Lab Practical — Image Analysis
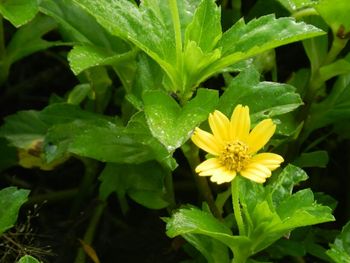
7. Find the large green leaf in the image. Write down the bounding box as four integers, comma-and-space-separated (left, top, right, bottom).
326, 220, 350, 263
239, 165, 334, 255
39, 0, 129, 49
315, 0, 350, 34
0, 187, 30, 236
99, 161, 169, 209
199, 14, 324, 83
0, 0, 38, 27
166, 206, 251, 251
218, 67, 303, 125
143, 88, 219, 152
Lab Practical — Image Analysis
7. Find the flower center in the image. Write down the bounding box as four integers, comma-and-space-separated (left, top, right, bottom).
219, 140, 251, 172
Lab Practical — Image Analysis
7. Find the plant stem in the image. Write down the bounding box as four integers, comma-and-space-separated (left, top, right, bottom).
323, 37, 348, 66
181, 143, 221, 219
74, 200, 106, 263
70, 158, 99, 218
292, 8, 318, 20
231, 177, 246, 236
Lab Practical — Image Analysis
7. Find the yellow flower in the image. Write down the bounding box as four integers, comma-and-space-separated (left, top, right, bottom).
191, 105, 284, 184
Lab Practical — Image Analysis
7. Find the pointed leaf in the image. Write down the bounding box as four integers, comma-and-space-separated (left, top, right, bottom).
166, 206, 251, 251
218, 67, 303, 125
326, 220, 350, 263
143, 88, 219, 152
0, 0, 38, 27
185, 0, 222, 52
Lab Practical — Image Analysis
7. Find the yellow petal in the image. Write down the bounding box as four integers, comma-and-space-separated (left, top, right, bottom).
208, 110, 230, 142
230, 105, 250, 141
195, 158, 222, 174
247, 119, 276, 154
191, 128, 222, 155
210, 168, 236, 184
249, 153, 284, 171
240, 163, 272, 183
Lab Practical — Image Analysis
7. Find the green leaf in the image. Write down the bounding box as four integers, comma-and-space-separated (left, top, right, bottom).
68, 44, 136, 75
201, 14, 324, 82
326, 220, 350, 263
125, 112, 176, 169
182, 234, 230, 263
99, 162, 169, 209
39, 0, 129, 50
143, 88, 219, 152
67, 83, 92, 105
268, 164, 308, 208
293, 151, 329, 168
184, 0, 222, 53
5, 15, 61, 65
315, 0, 350, 34
276, 189, 334, 231
218, 67, 303, 124
17, 255, 41, 263
0, 187, 30, 236
0, 0, 38, 27
0, 110, 48, 148
73, 0, 177, 86
304, 73, 350, 137
276, 0, 317, 13
166, 206, 251, 251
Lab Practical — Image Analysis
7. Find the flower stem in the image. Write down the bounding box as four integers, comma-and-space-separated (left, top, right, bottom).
292, 8, 318, 20
231, 177, 246, 236
181, 143, 222, 219
74, 200, 106, 263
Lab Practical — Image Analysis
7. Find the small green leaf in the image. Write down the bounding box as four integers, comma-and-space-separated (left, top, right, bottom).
218, 67, 303, 124
326, 220, 350, 263
68, 45, 136, 75
166, 206, 251, 251
143, 88, 219, 152
17, 255, 41, 263
268, 164, 308, 208
293, 151, 329, 168
185, 0, 222, 52
99, 162, 169, 209
276, 0, 317, 13
0, 0, 38, 27
67, 84, 92, 105
5, 15, 61, 65
0, 187, 30, 236
0, 110, 48, 149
